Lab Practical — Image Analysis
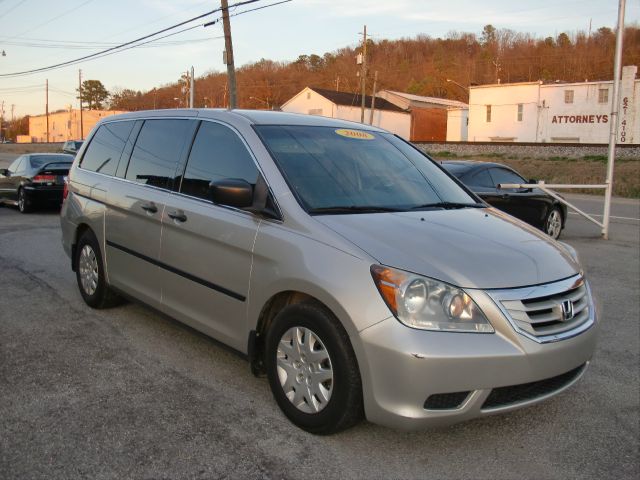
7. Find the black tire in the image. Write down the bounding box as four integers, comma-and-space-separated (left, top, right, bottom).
544, 206, 563, 240
75, 229, 121, 308
265, 302, 363, 434
17, 187, 32, 213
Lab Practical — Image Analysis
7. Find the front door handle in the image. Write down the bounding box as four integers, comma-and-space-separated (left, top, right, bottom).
167, 210, 187, 222
141, 202, 158, 213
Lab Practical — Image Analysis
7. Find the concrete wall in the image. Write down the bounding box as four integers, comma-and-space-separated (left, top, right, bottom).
413, 142, 640, 160
446, 108, 468, 141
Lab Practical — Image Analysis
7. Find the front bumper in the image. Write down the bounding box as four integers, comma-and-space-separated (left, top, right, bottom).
357, 283, 598, 430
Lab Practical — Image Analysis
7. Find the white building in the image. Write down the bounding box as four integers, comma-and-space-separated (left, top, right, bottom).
281, 87, 411, 139
282, 87, 469, 141
467, 65, 638, 144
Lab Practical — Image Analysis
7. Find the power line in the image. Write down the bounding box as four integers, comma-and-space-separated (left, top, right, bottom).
0, 0, 264, 78
0, 0, 28, 21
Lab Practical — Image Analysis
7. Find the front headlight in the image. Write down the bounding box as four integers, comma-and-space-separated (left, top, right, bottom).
370, 265, 494, 333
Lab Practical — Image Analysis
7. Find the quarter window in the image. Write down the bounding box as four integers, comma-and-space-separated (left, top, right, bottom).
180, 122, 259, 201
80, 121, 134, 176
469, 169, 495, 188
125, 119, 192, 189
564, 90, 574, 104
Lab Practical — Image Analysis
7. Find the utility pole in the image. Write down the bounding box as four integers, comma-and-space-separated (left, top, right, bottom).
360, 25, 367, 123
10, 104, 15, 122
78, 69, 84, 140
603, 0, 626, 239
0, 100, 4, 142
221, 0, 237, 109
190, 66, 195, 108
369, 70, 378, 125
46, 79, 50, 142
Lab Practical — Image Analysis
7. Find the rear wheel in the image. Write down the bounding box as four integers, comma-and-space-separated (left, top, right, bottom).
544, 207, 563, 240
265, 302, 363, 434
75, 229, 121, 308
17, 188, 32, 213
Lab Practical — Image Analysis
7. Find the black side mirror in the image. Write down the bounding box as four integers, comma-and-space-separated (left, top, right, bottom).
0, 168, 8, 176
528, 178, 538, 184
209, 178, 254, 208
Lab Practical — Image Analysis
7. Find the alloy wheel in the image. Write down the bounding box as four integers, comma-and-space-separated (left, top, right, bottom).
546, 209, 562, 239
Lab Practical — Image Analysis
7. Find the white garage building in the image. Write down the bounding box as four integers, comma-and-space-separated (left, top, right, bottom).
467, 65, 638, 144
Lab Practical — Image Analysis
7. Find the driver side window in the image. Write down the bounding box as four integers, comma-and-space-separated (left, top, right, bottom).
488, 168, 525, 189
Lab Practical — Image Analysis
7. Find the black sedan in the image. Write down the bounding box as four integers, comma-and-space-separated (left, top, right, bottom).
0, 153, 74, 213
441, 160, 567, 239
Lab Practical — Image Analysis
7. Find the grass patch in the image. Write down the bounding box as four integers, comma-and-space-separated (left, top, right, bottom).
582, 155, 608, 162
433, 151, 457, 158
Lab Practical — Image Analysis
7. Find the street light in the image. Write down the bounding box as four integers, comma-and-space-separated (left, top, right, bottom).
249, 96, 270, 109
446, 79, 469, 95
204, 96, 209, 108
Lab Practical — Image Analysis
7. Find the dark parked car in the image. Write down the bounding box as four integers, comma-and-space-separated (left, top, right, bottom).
0, 153, 74, 213
62, 140, 83, 155
441, 160, 567, 239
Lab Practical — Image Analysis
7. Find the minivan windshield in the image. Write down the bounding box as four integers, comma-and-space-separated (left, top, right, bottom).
255, 125, 480, 213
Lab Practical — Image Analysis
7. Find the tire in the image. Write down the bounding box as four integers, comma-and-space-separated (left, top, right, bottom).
265, 302, 363, 434
544, 206, 563, 240
17, 188, 32, 213
75, 229, 121, 308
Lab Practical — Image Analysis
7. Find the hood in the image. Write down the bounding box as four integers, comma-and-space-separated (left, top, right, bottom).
315, 207, 580, 289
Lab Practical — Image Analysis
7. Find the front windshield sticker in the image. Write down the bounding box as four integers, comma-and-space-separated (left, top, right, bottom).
334, 129, 375, 140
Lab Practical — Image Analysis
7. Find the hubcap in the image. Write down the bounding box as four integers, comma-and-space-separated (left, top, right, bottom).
78, 245, 99, 296
18, 190, 24, 211
276, 326, 333, 413
546, 209, 562, 239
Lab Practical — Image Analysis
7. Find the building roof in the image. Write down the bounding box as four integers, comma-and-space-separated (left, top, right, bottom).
308, 87, 406, 113
380, 90, 468, 109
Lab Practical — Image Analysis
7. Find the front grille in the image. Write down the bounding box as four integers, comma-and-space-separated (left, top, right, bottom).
481, 364, 585, 410
424, 391, 470, 410
500, 281, 590, 338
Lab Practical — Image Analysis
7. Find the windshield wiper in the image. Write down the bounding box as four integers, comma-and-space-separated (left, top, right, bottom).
410, 202, 485, 210
308, 205, 404, 215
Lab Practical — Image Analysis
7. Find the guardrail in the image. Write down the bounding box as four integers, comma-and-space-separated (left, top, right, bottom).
498, 181, 610, 237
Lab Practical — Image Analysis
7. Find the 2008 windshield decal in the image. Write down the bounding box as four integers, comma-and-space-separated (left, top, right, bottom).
334, 129, 375, 140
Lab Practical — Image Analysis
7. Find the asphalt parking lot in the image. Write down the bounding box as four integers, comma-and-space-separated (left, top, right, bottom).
1, 171, 638, 478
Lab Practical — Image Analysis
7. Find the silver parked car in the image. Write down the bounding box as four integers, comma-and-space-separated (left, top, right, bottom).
61, 110, 597, 433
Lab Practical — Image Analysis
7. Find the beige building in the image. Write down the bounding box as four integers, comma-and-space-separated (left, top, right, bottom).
27, 109, 126, 143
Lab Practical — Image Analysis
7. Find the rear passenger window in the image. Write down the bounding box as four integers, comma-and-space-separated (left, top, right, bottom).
180, 121, 259, 201
80, 121, 134, 176
126, 119, 191, 189
469, 170, 494, 188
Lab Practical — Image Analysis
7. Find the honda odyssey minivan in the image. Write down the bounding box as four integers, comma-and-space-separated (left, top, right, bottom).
61, 109, 597, 433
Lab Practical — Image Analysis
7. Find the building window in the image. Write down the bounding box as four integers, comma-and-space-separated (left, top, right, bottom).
306, 92, 311, 100
486, 105, 492, 123
598, 88, 609, 104
517, 104, 523, 122
308, 108, 323, 116
564, 90, 574, 104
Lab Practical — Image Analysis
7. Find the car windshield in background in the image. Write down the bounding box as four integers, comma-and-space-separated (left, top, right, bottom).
29, 155, 73, 168
255, 126, 480, 213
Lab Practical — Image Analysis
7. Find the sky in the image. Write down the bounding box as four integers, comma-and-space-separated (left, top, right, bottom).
0, 0, 638, 117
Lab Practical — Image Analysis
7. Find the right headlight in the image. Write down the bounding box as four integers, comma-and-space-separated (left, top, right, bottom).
370, 265, 493, 333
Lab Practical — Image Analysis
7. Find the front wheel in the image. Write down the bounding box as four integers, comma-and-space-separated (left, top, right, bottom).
544, 206, 563, 240
265, 303, 363, 434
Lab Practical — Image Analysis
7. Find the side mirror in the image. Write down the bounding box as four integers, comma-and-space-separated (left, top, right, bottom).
0, 168, 8, 176
528, 178, 538, 184
209, 178, 254, 208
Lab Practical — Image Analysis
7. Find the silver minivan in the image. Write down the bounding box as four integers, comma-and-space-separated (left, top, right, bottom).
61, 109, 597, 433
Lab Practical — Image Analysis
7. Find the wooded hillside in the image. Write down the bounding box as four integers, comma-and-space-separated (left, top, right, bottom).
109, 25, 640, 111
